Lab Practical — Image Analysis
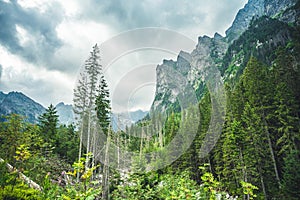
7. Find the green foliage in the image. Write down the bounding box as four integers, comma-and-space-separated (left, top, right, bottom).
0, 184, 41, 200
39, 156, 102, 200
0, 162, 11, 188
0, 114, 28, 162
198, 164, 224, 200
112, 172, 158, 200
157, 171, 200, 200
0, 162, 42, 199
94, 43, 111, 135
281, 150, 300, 199
95, 73, 111, 135
55, 124, 79, 164
113, 170, 202, 200
38, 104, 58, 143
240, 181, 258, 200
15, 144, 31, 162
163, 112, 181, 145
215, 52, 300, 199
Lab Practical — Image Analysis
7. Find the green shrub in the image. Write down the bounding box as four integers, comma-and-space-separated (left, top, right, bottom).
0, 184, 41, 200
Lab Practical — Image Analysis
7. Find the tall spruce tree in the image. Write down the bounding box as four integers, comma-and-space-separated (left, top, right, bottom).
94, 53, 111, 200
95, 73, 111, 135
74, 43, 112, 197
272, 48, 300, 155
38, 104, 58, 143
281, 150, 300, 199
73, 43, 104, 171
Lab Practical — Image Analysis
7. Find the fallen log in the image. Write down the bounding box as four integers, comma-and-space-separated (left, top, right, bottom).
0, 158, 42, 191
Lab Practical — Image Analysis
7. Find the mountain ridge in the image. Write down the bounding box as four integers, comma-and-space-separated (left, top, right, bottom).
0, 91, 45, 123
0, 91, 148, 127
151, 0, 299, 112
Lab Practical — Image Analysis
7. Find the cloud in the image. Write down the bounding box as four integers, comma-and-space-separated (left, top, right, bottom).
102, 47, 178, 112
110, 63, 157, 112
0, 0, 248, 110
0, 0, 63, 69
0, 45, 74, 107
54, 18, 112, 75
0, 64, 2, 79
0, 0, 112, 77
77, 0, 247, 38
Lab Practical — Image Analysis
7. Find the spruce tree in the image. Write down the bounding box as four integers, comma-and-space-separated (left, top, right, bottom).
281, 150, 300, 199
272, 48, 300, 155
73, 43, 104, 171
38, 104, 58, 143
95, 73, 111, 135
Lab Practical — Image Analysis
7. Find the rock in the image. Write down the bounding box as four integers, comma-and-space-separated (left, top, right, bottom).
55, 102, 75, 125
226, 0, 297, 42
150, 0, 298, 113
0, 91, 45, 123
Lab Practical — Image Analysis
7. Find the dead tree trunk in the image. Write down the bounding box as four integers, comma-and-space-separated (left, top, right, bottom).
0, 158, 42, 191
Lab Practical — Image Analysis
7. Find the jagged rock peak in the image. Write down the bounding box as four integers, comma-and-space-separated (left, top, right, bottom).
197, 35, 212, 45
214, 32, 224, 40
151, 0, 299, 112
56, 102, 65, 106
161, 59, 176, 67
56, 102, 72, 107
178, 50, 191, 63
55, 102, 74, 125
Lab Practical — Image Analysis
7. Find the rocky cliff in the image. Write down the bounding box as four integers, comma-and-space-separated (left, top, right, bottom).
151, 0, 299, 112
226, 0, 297, 41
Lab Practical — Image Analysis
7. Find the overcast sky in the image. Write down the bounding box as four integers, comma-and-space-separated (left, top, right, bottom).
0, 0, 247, 112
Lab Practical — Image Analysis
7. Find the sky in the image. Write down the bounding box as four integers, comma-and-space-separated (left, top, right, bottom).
0, 0, 247, 112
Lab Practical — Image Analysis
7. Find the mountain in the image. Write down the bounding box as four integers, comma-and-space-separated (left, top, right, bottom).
55, 102, 75, 125
146, 1, 300, 198
54, 101, 148, 129
0, 90, 148, 128
0, 91, 74, 125
151, 0, 299, 112
0, 91, 45, 123
54, 102, 148, 130
112, 110, 149, 131
226, 0, 297, 41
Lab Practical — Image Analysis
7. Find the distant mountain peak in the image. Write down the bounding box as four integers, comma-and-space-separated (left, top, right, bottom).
56, 102, 73, 108
112, 110, 149, 131
56, 102, 65, 106
55, 102, 74, 125
0, 91, 76, 125
0, 91, 45, 123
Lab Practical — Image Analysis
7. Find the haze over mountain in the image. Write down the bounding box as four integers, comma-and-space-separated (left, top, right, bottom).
0, 91, 148, 127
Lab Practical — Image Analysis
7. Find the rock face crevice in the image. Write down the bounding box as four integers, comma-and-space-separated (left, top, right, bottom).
151, 0, 298, 112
